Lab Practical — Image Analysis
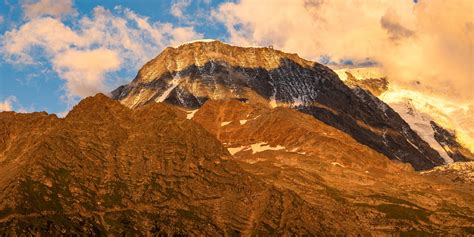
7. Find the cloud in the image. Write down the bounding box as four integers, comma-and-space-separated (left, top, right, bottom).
213, 0, 473, 103
53, 48, 121, 97
171, 0, 192, 18
213, 0, 474, 148
0, 15, 4, 24
0, 96, 17, 112
1, 6, 202, 101
22, 0, 76, 19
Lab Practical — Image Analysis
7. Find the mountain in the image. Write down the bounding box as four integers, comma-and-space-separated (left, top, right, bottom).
335, 67, 474, 163
187, 99, 474, 234
422, 161, 474, 184
112, 40, 445, 170
0, 94, 336, 235
1, 95, 473, 235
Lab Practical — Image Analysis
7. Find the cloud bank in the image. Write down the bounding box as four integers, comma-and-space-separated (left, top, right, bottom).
1, 5, 202, 102
214, 0, 473, 103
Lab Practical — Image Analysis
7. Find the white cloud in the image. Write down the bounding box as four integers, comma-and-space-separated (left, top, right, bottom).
53, 48, 121, 97
22, 0, 76, 19
0, 96, 17, 112
171, 0, 192, 18
1, 6, 202, 101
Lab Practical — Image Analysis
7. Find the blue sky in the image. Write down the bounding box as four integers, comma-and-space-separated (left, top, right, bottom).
0, 0, 230, 114
0, 0, 471, 115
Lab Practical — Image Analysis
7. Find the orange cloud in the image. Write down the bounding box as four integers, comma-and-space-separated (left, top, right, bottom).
214, 0, 473, 103
0, 96, 16, 112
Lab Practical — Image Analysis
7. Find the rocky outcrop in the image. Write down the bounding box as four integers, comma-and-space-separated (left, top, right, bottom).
112, 40, 445, 170
430, 121, 474, 162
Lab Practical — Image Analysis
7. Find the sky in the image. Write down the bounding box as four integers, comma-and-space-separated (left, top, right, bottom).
0, 0, 472, 116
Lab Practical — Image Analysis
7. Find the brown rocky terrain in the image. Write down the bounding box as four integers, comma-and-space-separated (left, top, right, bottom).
0, 95, 472, 235
186, 99, 474, 235
0, 94, 335, 235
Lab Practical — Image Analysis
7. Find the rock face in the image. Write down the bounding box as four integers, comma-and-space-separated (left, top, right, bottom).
431, 121, 474, 162
112, 40, 444, 170
0, 94, 332, 235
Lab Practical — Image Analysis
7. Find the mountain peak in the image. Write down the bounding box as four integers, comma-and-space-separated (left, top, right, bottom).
134, 39, 317, 85
66, 93, 129, 121
112, 42, 446, 170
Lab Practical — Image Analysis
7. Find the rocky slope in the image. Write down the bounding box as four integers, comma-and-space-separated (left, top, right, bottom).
0, 95, 473, 235
335, 67, 474, 163
112, 40, 445, 170
0, 94, 334, 235
186, 99, 474, 235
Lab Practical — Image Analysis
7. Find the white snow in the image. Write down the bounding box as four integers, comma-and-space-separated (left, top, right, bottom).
155, 74, 181, 103
380, 87, 473, 153
388, 101, 454, 163
227, 146, 248, 155
186, 109, 199, 119
227, 142, 286, 155
249, 142, 285, 154
291, 95, 305, 107
239, 119, 248, 125
220, 121, 232, 126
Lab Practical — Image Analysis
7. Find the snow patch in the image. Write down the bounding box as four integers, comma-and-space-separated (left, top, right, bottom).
220, 121, 232, 126
227, 142, 286, 155
227, 146, 248, 155
186, 109, 198, 119
155, 74, 181, 102
387, 99, 454, 163
250, 142, 285, 154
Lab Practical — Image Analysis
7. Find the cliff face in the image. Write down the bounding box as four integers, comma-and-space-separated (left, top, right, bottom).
112, 40, 444, 170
